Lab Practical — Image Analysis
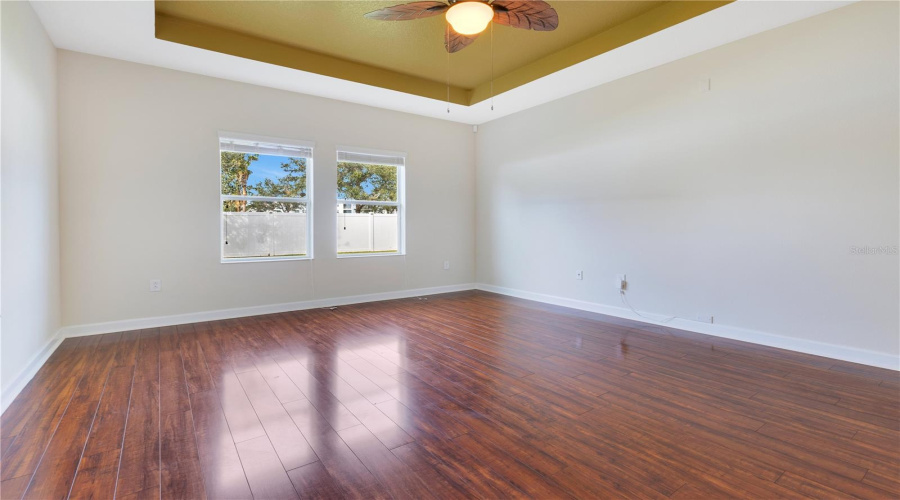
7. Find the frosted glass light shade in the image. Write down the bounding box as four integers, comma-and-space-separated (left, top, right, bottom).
446, 2, 493, 35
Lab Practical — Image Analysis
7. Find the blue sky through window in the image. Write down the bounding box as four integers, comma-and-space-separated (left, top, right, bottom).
246, 154, 304, 186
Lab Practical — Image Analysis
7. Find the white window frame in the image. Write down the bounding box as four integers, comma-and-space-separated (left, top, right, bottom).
218, 131, 315, 263
335, 146, 406, 258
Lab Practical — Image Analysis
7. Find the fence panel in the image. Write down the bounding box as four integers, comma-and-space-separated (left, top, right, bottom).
337, 213, 398, 254
223, 212, 399, 258
223, 212, 308, 258
373, 215, 399, 252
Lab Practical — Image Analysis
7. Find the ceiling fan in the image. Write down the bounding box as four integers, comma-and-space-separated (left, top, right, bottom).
365, 0, 559, 53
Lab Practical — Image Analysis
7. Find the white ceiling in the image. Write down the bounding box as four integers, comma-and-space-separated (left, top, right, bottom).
31, 0, 851, 125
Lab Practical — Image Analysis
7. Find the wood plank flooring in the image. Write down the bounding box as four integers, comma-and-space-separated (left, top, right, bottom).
1, 290, 898, 499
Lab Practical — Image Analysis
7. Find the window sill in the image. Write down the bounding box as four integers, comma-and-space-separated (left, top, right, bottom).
221, 255, 311, 264
336, 252, 405, 259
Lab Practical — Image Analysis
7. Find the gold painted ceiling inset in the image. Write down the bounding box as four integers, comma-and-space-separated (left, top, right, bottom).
155, 1, 730, 106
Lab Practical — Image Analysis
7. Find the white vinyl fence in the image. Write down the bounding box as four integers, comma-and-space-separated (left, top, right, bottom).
223, 212, 399, 258
223, 212, 308, 258
337, 213, 399, 254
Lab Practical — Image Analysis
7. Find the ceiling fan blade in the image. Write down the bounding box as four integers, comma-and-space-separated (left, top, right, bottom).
364, 1, 449, 21
445, 27, 479, 53
491, 1, 559, 31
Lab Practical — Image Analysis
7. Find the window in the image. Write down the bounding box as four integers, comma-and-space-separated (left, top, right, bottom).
336, 148, 405, 256
219, 133, 314, 262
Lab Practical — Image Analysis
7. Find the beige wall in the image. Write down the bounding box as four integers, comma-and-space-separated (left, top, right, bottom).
6, 1, 897, 394
1, 1, 61, 402
475, 2, 899, 358
58, 51, 475, 326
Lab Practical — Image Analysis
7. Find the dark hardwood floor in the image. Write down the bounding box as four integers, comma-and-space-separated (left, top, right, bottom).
1, 290, 898, 499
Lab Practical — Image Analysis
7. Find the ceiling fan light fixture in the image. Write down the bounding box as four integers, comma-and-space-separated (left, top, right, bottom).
445, 1, 494, 35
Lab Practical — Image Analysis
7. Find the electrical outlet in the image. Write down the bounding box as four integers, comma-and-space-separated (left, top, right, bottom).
443, 260, 450, 270
575, 270, 583, 280
616, 274, 627, 291
695, 314, 714, 324
150, 279, 162, 292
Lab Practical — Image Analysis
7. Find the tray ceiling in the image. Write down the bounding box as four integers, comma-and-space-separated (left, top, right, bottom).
155, 0, 729, 105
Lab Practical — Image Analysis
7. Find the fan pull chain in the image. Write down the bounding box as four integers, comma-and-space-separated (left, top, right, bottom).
446, 24, 451, 114
490, 21, 494, 111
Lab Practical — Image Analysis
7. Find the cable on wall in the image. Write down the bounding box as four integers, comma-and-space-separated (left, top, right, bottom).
619, 290, 676, 324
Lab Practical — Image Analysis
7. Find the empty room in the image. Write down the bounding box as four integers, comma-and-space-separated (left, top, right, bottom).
1, 0, 898, 498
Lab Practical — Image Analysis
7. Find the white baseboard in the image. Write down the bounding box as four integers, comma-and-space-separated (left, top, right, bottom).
6, 280, 895, 416
5, 283, 472, 415
475, 283, 899, 371
1, 334, 64, 414
58, 283, 477, 338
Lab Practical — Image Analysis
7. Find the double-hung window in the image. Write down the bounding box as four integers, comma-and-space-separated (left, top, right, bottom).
219, 133, 314, 262
336, 148, 405, 256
